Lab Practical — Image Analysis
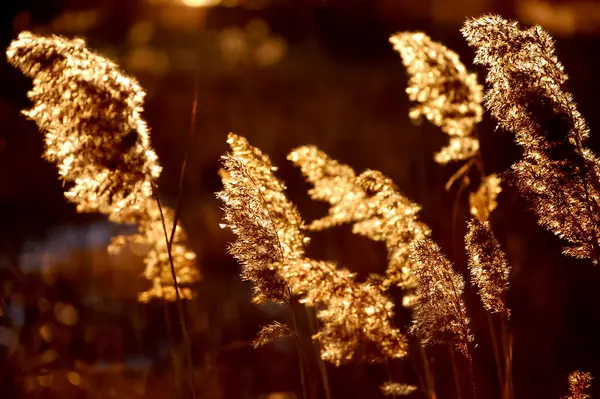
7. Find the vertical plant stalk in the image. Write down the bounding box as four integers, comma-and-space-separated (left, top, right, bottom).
164, 304, 183, 399
500, 316, 513, 399
486, 313, 505, 398
156, 193, 197, 399
290, 296, 309, 399
409, 353, 428, 397
467, 356, 477, 399
305, 306, 332, 399
451, 175, 471, 258
168, 73, 199, 249
419, 344, 437, 399
156, 73, 200, 399
441, 268, 477, 399
448, 345, 463, 399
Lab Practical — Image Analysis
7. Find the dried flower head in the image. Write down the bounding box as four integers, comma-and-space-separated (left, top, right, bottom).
409, 239, 473, 357
288, 146, 366, 230
219, 136, 407, 364
218, 133, 308, 303
108, 198, 199, 303
7, 31, 198, 302
289, 147, 431, 291
252, 321, 292, 348
380, 382, 418, 396
564, 371, 593, 399
280, 259, 407, 365
354, 170, 431, 288
6, 31, 161, 214
390, 32, 483, 163
470, 174, 502, 222
465, 219, 511, 316
463, 15, 600, 262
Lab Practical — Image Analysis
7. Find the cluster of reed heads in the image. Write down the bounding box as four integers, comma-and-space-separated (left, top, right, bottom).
5, 13, 599, 399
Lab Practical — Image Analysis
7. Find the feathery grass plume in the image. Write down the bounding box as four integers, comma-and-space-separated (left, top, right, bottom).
462, 15, 600, 262
380, 382, 418, 396
470, 174, 502, 222
219, 137, 408, 364
279, 259, 407, 365
409, 239, 473, 357
217, 133, 308, 303
287, 146, 367, 230
252, 321, 292, 348
6, 31, 199, 302
354, 171, 431, 288
564, 371, 593, 399
108, 198, 199, 302
289, 147, 431, 290
465, 219, 510, 316
6, 31, 161, 214
390, 32, 483, 164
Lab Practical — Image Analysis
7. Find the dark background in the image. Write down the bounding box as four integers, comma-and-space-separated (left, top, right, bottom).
2, 0, 600, 398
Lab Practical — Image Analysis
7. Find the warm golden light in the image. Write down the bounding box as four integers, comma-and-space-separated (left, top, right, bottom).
218, 134, 409, 364
180, 0, 221, 7
390, 32, 483, 164
6, 31, 200, 302
463, 15, 600, 262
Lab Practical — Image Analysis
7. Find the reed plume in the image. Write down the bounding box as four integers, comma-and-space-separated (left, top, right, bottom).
390, 32, 483, 164
6, 31, 160, 214
409, 239, 473, 357
287, 146, 367, 230
253, 321, 292, 348
462, 15, 600, 262
469, 174, 502, 222
217, 133, 307, 303
6, 31, 199, 301
289, 146, 431, 291
380, 382, 418, 396
465, 219, 511, 316
219, 135, 408, 364
564, 371, 593, 399
280, 259, 408, 364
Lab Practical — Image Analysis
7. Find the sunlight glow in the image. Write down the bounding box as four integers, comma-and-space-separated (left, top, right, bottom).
180, 0, 221, 7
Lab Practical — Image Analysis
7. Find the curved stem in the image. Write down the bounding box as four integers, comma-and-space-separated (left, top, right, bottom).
155, 192, 197, 399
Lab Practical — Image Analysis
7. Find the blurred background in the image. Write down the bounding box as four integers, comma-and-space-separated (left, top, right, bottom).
2, 0, 600, 398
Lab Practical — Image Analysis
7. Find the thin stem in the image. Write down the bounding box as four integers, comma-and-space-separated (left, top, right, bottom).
153, 61, 199, 399
445, 158, 475, 191
155, 192, 197, 399
409, 353, 428, 397
419, 344, 437, 399
305, 306, 332, 399
290, 296, 309, 399
167, 76, 198, 250
164, 304, 183, 399
451, 175, 470, 260
467, 356, 477, 399
486, 313, 505, 398
448, 346, 463, 399
500, 315, 514, 399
